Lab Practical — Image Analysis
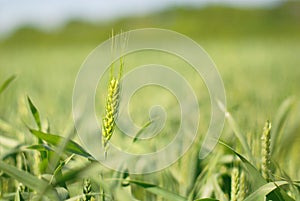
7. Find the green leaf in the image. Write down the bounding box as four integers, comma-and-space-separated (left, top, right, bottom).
271, 97, 295, 154
219, 140, 266, 189
211, 174, 229, 201
0, 74, 16, 95
217, 101, 255, 163
244, 181, 289, 201
194, 199, 219, 201
54, 165, 89, 185
127, 180, 187, 201
26, 96, 49, 174
0, 161, 59, 200
27, 144, 54, 152
132, 119, 154, 143
50, 154, 74, 185
29, 129, 93, 159
1, 144, 24, 161
27, 96, 42, 130
55, 187, 70, 200
54, 162, 107, 193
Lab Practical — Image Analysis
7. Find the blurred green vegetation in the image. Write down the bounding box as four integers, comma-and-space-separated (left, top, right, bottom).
1, 2, 299, 131
1, 2, 300, 200
1, 1, 300, 47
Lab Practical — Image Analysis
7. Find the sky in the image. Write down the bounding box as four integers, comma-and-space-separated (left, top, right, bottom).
0, 0, 282, 38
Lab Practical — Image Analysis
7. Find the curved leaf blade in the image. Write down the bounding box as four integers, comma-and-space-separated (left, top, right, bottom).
219, 140, 266, 188
29, 129, 93, 159
127, 180, 187, 201
27, 96, 42, 130
271, 97, 295, 154
0, 161, 59, 200
244, 181, 288, 201
217, 100, 255, 163
0, 74, 16, 95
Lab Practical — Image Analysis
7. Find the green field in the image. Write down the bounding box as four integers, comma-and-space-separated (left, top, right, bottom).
1, 2, 300, 201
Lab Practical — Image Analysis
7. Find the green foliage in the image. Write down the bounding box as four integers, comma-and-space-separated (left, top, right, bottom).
219, 140, 266, 189
1, 2, 300, 47
28, 129, 93, 159
0, 161, 59, 200
271, 98, 295, 155
243, 181, 290, 201
27, 96, 42, 130
218, 101, 255, 163
0, 75, 16, 95
1, 3, 300, 201
127, 180, 187, 201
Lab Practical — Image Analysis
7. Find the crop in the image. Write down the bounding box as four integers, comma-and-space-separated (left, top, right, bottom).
1, 5, 300, 199
101, 73, 121, 156
1, 58, 300, 201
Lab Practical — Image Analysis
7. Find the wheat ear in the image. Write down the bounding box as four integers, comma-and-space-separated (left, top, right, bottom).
102, 77, 120, 155
82, 178, 93, 201
101, 31, 126, 157
238, 170, 246, 200
261, 120, 272, 182
231, 167, 239, 201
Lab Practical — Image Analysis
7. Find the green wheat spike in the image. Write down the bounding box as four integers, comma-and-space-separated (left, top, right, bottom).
231, 167, 239, 201
101, 31, 127, 157
261, 120, 272, 182
102, 77, 120, 155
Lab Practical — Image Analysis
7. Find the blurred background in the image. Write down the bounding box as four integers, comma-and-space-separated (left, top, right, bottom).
0, 0, 300, 137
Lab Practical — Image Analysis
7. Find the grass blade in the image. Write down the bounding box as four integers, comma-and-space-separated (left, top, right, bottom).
0, 161, 59, 200
29, 129, 93, 159
0, 74, 16, 95
219, 140, 266, 189
54, 165, 90, 185
27, 144, 54, 152
132, 119, 154, 143
26, 97, 49, 173
50, 154, 74, 185
211, 174, 229, 201
217, 100, 255, 163
127, 180, 187, 201
244, 181, 289, 201
271, 97, 295, 154
27, 96, 42, 130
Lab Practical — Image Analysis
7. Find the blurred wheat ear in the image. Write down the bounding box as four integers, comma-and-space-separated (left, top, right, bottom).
231, 167, 239, 201
261, 120, 271, 182
238, 170, 246, 200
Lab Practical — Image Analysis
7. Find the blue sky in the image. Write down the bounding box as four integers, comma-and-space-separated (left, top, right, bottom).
0, 0, 281, 38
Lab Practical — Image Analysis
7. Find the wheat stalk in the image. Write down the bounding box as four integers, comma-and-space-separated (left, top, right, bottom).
261, 120, 272, 182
